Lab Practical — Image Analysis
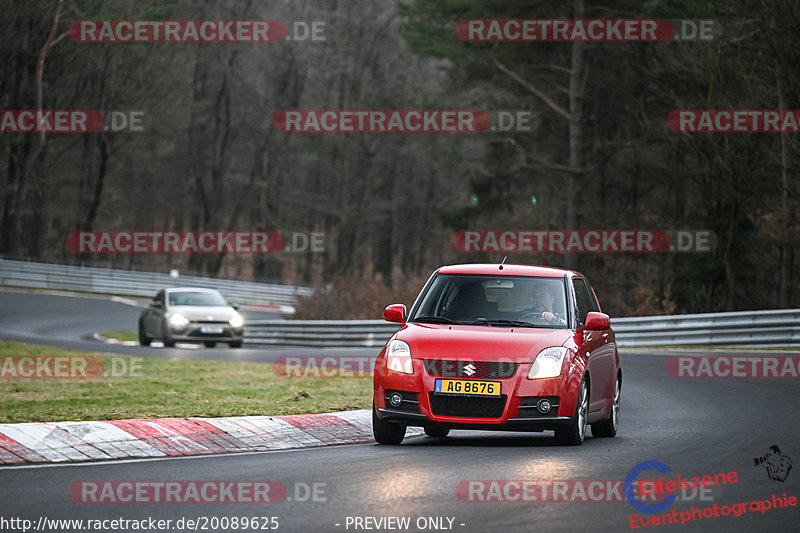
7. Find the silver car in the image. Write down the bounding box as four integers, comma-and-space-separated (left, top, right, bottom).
138, 288, 244, 348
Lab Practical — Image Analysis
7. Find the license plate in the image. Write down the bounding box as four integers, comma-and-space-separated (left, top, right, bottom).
434, 379, 501, 397
200, 326, 223, 334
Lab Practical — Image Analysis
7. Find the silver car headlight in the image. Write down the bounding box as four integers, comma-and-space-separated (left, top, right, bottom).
229, 314, 244, 328
168, 313, 189, 327
386, 340, 414, 374
528, 347, 567, 379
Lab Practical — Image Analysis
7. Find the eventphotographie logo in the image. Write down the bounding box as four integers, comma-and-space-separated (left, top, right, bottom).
753, 446, 792, 482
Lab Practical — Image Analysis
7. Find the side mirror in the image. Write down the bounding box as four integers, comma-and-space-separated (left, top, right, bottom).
584, 311, 610, 330
383, 304, 407, 323
229, 302, 240, 310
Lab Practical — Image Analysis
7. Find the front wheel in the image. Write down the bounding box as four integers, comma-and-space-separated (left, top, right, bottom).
229, 340, 243, 348
556, 378, 588, 446
203, 341, 216, 348
138, 320, 152, 346
372, 405, 405, 444
161, 323, 176, 348
591, 376, 620, 438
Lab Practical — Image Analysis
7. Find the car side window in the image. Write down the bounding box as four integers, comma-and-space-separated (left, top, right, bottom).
572, 278, 595, 327
585, 281, 601, 313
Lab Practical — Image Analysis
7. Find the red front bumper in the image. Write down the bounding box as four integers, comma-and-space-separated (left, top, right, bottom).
373, 356, 582, 431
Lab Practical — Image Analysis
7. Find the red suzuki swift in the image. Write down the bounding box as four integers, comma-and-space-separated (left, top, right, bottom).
372, 263, 621, 445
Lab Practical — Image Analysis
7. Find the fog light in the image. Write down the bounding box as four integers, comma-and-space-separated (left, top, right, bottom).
389, 393, 403, 407
537, 399, 552, 413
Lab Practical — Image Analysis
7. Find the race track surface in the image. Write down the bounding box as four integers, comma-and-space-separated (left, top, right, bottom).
1, 290, 799, 532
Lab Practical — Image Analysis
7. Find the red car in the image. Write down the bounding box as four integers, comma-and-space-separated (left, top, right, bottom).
372, 263, 621, 445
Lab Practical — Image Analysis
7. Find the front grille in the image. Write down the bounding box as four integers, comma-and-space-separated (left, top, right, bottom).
194, 320, 229, 324
429, 393, 507, 418
423, 359, 519, 379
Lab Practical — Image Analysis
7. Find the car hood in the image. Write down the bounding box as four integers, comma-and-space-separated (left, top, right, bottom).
395, 323, 572, 361
168, 305, 237, 321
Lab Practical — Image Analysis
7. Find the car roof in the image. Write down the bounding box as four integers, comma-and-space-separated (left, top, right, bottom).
164, 287, 223, 293
436, 263, 580, 278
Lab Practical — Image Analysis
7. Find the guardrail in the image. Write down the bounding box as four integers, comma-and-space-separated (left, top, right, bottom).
611, 309, 800, 347
3, 259, 797, 348
244, 309, 800, 348
245, 320, 402, 347
0, 259, 312, 308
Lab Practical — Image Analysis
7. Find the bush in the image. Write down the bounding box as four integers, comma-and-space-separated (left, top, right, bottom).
294, 273, 429, 320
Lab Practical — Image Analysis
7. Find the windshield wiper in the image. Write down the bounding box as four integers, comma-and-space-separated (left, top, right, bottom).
413, 315, 461, 324
476, 319, 540, 328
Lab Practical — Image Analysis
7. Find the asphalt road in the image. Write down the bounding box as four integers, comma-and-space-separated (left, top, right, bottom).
0, 290, 370, 362
1, 290, 799, 532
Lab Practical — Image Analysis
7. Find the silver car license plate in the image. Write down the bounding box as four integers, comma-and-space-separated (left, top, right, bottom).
200, 326, 224, 334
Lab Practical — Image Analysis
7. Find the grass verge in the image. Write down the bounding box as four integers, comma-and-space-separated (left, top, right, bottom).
100, 331, 138, 342
0, 341, 372, 423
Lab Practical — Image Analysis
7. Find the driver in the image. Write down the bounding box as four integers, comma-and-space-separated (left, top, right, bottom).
530, 283, 563, 325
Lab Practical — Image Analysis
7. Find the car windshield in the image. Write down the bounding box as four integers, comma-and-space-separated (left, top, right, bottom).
168, 291, 228, 307
410, 274, 568, 328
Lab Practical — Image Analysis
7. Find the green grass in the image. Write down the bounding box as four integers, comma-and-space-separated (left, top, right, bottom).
0, 341, 373, 423
100, 331, 138, 341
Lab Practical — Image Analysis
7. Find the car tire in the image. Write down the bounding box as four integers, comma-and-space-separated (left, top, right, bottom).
161, 322, 176, 348
372, 404, 405, 445
556, 378, 588, 446
591, 375, 620, 438
203, 341, 216, 348
424, 427, 450, 438
138, 320, 152, 347
229, 340, 243, 348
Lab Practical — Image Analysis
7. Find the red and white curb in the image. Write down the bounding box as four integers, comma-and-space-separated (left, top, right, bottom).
0, 410, 422, 465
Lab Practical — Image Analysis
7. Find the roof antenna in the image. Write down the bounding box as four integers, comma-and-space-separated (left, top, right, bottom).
499, 256, 507, 270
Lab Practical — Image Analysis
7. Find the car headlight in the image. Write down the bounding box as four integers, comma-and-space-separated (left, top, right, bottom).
168, 313, 189, 327
386, 340, 414, 374
229, 314, 244, 328
528, 347, 567, 379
